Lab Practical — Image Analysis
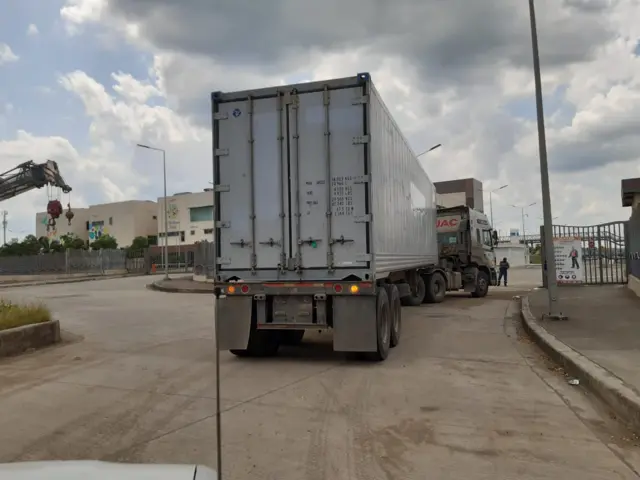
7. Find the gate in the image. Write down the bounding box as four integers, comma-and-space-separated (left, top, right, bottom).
541, 221, 629, 285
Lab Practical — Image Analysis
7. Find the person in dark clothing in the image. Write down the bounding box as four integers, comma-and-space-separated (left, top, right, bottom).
498, 257, 510, 286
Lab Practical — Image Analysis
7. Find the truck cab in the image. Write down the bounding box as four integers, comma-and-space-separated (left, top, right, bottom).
436, 205, 498, 297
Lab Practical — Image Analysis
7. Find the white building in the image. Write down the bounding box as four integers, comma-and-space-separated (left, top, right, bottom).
35, 200, 158, 247
158, 189, 215, 246
495, 234, 531, 267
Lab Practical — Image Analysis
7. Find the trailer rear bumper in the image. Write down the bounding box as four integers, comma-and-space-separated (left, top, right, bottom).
216, 282, 378, 352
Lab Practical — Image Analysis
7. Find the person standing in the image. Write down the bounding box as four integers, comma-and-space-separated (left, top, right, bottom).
498, 257, 510, 286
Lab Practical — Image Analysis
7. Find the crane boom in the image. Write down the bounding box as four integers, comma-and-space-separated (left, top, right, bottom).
0, 160, 72, 202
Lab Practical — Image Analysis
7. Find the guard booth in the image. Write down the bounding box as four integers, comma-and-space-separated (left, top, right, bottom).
622, 177, 640, 293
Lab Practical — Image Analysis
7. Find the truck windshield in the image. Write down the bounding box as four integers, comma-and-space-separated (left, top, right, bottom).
438, 233, 458, 245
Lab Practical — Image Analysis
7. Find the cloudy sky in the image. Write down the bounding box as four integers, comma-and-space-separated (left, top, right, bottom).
0, 0, 639, 242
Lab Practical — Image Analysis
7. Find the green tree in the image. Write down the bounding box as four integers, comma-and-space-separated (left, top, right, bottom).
90, 234, 118, 250
129, 236, 149, 251
60, 233, 86, 250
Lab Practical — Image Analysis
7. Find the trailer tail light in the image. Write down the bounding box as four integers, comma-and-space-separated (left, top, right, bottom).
350, 285, 359, 294
333, 284, 343, 293
227, 286, 236, 294
240, 284, 250, 294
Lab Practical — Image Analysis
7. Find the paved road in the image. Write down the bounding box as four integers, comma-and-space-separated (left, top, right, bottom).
1, 275, 639, 479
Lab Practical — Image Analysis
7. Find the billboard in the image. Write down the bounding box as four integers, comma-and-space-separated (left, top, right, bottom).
553, 236, 585, 284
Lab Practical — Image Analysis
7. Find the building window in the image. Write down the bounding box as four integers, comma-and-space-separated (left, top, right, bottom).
180, 231, 185, 242
109, 217, 113, 225
90, 220, 104, 227
189, 206, 213, 222
153, 215, 157, 220
190, 230, 195, 236
86, 221, 90, 230
204, 228, 213, 235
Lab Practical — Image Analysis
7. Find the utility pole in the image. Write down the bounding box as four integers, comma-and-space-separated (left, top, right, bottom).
528, 0, 566, 320
1, 210, 7, 245
489, 185, 508, 228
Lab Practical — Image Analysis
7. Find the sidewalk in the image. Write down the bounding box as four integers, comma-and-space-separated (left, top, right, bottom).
148, 276, 213, 293
525, 285, 640, 433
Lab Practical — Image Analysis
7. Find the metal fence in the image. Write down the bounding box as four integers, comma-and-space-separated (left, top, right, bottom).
0, 249, 131, 276
541, 222, 629, 286
193, 241, 216, 279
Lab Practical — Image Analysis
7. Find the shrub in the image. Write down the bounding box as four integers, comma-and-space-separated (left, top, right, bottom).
0, 299, 51, 332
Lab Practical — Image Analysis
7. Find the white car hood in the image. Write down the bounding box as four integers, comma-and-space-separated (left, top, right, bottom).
0, 461, 217, 480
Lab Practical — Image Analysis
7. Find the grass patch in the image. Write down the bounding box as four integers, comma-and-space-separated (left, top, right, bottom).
0, 299, 51, 332
530, 254, 542, 265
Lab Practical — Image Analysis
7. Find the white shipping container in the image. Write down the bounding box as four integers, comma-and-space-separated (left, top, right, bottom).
212, 73, 438, 282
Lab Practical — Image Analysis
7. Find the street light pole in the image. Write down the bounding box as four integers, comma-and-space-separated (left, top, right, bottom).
137, 143, 170, 281
511, 202, 536, 239
528, 0, 565, 320
489, 184, 508, 228
416, 143, 442, 157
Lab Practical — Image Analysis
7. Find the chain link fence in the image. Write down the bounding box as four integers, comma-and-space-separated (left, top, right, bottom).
193, 241, 215, 280
0, 249, 132, 276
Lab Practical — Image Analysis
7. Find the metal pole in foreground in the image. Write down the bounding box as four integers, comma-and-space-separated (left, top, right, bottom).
162, 150, 169, 281
528, 0, 566, 320
213, 287, 223, 479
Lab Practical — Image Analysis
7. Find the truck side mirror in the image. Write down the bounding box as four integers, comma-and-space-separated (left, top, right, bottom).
492, 231, 499, 246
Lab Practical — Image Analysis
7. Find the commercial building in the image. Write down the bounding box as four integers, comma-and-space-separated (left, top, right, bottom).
434, 178, 484, 212
158, 189, 215, 246
35, 200, 158, 247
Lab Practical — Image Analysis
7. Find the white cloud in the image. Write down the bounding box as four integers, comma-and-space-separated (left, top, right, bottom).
4, 0, 630, 242
0, 43, 18, 65
26, 24, 39, 36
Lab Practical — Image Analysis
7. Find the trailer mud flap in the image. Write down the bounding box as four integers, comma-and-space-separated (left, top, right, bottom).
332, 296, 377, 352
217, 296, 253, 350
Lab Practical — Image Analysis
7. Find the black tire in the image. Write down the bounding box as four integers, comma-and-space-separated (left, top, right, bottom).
363, 288, 391, 361
471, 271, 490, 298
279, 329, 305, 346
230, 310, 281, 357
385, 284, 402, 348
424, 272, 446, 304
400, 275, 425, 307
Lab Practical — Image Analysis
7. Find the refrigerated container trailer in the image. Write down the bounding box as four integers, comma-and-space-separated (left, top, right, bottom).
212, 73, 448, 361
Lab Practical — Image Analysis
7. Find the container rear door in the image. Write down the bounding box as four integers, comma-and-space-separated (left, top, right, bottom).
288, 86, 369, 271
216, 95, 289, 271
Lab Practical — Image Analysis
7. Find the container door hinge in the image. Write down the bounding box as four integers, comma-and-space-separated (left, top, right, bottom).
213, 112, 229, 120
354, 215, 371, 223
214, 185, 230, 193
216, 221, 230, 228
352, 135, 369, 145
215, 148, 229, 157
352, 95, 368, 105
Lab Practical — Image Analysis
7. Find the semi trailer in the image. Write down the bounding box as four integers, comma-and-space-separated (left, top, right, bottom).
212, 73, 458, 361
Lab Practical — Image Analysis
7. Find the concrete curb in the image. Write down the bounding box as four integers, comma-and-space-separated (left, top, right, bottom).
0, 320, 61, 357
147, 282, 213, 294
520, 295, 640, 434
0, 273, 145, 289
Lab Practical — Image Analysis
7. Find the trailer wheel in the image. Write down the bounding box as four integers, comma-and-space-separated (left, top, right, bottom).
471, 271, 490, 298
424, 272, 446, 304
400, 276, 425, 307
362, 288, 391, 361
384, 284, 402, 348
230, 313, 281, 357
279, 329, 305, 346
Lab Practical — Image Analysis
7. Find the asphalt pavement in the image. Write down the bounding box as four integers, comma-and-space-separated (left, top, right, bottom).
0, 274, 639, 479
